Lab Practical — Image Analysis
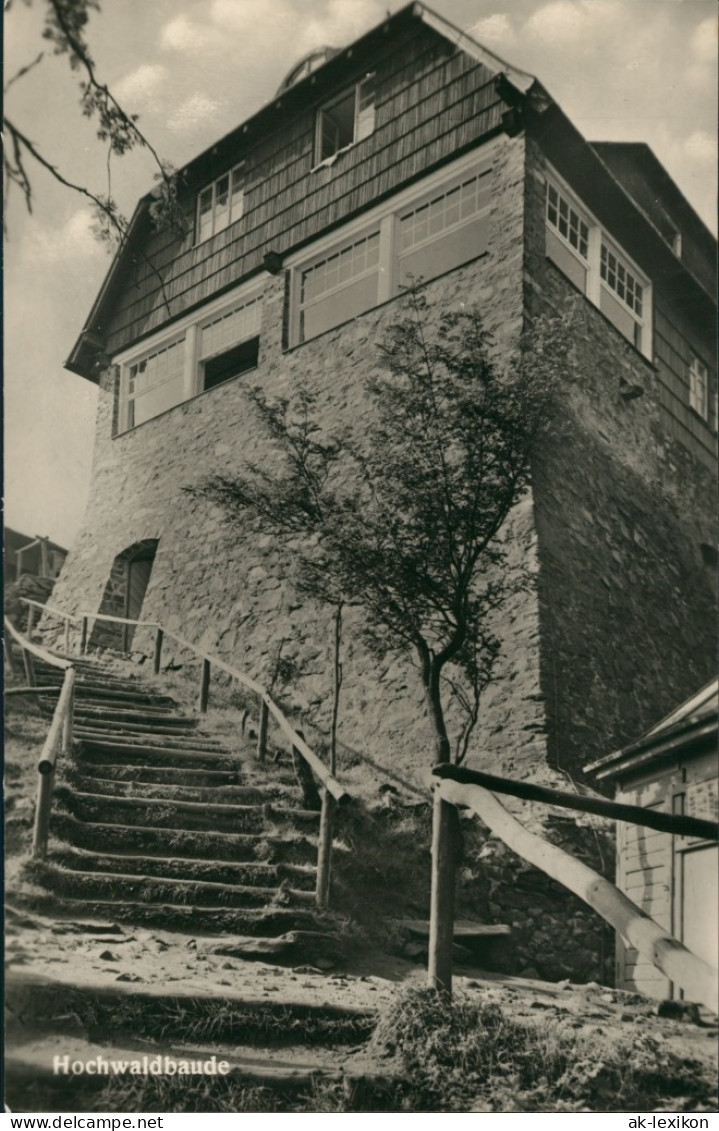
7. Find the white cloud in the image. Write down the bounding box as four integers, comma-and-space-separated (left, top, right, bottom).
684, 129, 716, 166
25, 210, 101, 265
167, 92, 225, 134
161, 13, 222, 53
525, 0, 622, 45
691, 16, 717, 63
115, 64, 167, 107
469, 13, 515, 48
163, 0, 383, 60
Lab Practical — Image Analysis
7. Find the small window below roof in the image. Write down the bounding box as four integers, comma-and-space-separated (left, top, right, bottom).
315, 75, 375, 164
196, 164, 244, 244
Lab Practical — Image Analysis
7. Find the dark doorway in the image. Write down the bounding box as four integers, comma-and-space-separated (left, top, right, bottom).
91, 539, 159, 651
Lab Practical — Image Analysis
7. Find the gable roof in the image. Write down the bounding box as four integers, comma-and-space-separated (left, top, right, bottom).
65, 3, 538, 381
585, 679, 719, 784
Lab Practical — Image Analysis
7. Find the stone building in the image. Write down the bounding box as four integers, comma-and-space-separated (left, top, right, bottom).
54, 2, 717, 793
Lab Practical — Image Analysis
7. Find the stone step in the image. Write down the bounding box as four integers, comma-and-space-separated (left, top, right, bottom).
58, 706, 199, 728
51, 847, 317, 890
4, 1036, 388, 1107
8, 894, 324, 935
36, 864, 316, 910
55, 788, 320, 835
71, 760, 244, 788
6, 971, 377, 1045
52, 813, 319, 864
77, 740, 238, 771
75, 731, 231, 752
65, 772, 297, 807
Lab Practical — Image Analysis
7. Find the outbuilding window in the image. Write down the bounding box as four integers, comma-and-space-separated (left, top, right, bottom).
689, 356, 709, 420
315, 75, 376, 163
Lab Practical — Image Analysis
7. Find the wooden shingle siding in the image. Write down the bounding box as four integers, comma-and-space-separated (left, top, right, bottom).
104, 27, 504, 355
653, 299, 717, 467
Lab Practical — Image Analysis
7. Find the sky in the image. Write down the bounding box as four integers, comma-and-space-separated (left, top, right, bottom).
4, 0, 717, 549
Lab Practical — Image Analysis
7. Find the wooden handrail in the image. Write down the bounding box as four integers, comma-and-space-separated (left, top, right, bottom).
4, 616, 72, 671
26, 601, 352, 886
435, 776, 719, 1012
433, 763, 719, 842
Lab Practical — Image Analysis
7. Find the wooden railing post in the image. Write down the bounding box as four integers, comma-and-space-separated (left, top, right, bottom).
4, 640, 18, 678
80, 617, 88, 655
199, 658, 211, 713
61, 679, 74, 757
428, 787, 456, 996
33, 768, 54, 860
316, 787, 336, 910
22, 648, 36, 688
256, 697, 269, 762
153, 628, 164, 675
26, 604, 35, 641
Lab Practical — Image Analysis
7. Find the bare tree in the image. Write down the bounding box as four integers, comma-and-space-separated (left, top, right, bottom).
188, 290, 572, 769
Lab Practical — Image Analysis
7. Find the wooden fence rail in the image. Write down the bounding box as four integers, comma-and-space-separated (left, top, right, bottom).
19, 598, 350, 908
428, 765, 719, 1011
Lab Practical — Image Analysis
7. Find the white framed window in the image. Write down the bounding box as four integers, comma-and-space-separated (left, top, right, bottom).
197, 164, 244, 244
124, 336, 186, 430
397, 169, 491, 290
545, 168, 652, 358
297, 230, 381, 343
198, 295, 262, 391
546, 183, 589, 260
689, 356, 709, 419
116, 282, 263, 432
315, 75, 376, 164
288, 147, 495, 345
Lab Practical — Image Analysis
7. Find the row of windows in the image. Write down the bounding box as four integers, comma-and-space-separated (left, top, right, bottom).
293, 162, 492, 345
545, 175, 650, 356
120, 152, 714, 435
194, 78, 376, 245
120, 293, 262, 431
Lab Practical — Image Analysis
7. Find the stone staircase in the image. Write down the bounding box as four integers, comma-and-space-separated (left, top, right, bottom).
20, 650, 332, 943
6, 645, 404, 1111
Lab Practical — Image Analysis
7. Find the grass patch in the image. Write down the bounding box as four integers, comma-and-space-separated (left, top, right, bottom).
365, 986, 715, 1113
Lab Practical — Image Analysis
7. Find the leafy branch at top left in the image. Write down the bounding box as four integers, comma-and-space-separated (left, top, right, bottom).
4, 0, 187, 256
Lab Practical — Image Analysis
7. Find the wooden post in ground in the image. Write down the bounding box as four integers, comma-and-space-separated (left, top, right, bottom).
64, 617, 71, 654
39, 537, 49, 578
199, 659, 211, 714
428, 787, 456, 996
33, 769, 54, 859
316, 787, 336, 910
4, 640, 18, 678
291, 730, 322, 811
257, 697, 269, 762
22, 648, 36, 688
61, 680, 74, 757
26, 605, 35, 641
80, 617, 88, 655
153, 628, 164, 674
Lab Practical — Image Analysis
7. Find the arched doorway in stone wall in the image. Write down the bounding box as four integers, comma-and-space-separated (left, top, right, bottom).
90, 539, 159, 651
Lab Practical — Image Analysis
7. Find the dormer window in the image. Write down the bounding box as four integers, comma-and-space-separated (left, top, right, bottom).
315, 75, 375, 164
197, 164, 244, 244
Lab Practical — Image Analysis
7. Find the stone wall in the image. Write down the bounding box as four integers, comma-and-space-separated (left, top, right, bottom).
524, 140, 718, 779
49, 133, 551, 790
